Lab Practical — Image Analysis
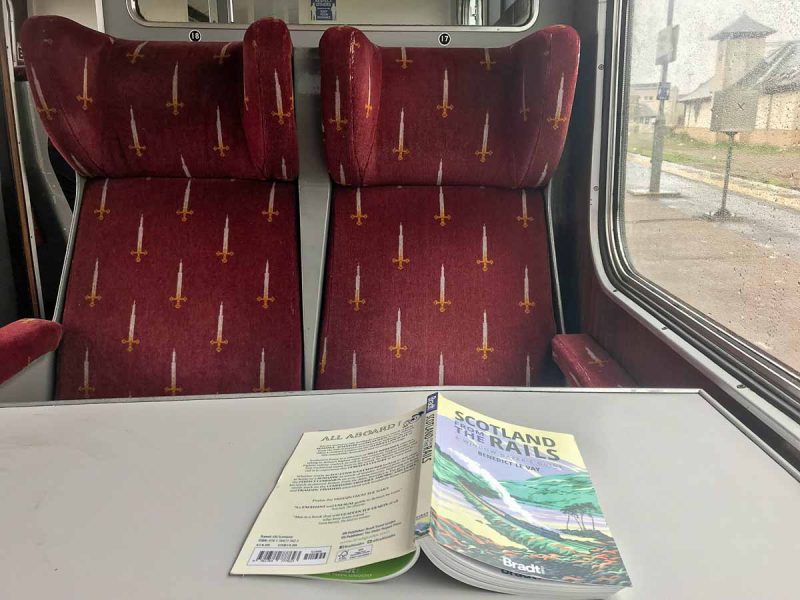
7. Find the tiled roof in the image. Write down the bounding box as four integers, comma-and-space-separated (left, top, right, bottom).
679, 78, 712, 102
710, 12, 776, 40
736, 41, 800, 94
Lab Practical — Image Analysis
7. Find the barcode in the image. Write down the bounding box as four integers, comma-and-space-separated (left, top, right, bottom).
256, 549, 302, 563
248, 546, 330, 567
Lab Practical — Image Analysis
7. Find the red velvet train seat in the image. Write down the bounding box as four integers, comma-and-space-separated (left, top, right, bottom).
315, 26, 580, 389
552, 334, 636, 388
20, 16, 302, 398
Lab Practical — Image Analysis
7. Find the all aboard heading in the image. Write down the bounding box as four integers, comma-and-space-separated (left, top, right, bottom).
320, 411, 423, 441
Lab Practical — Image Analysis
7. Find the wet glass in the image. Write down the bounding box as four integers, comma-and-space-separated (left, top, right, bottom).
621, 0, 800, 373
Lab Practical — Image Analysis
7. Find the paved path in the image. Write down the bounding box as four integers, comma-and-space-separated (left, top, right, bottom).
626, 158, 800, 261
623, 160, 800, 371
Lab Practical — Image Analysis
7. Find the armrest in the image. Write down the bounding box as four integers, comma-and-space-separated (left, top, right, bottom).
552, 333, 636, 388
0, 319, 62, 385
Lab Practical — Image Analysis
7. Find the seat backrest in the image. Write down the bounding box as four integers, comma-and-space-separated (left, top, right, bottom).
21, 15, 297, 181
21, 17, 304, 399
320, 25, 579, 189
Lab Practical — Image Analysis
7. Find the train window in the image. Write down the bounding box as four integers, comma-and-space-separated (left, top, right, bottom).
131, 0, 536, 28
617, 0, 800, 376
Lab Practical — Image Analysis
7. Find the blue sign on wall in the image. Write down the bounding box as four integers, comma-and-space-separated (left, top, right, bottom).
312, 0, 336, 21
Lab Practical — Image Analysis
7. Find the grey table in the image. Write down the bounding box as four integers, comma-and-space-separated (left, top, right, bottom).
1, 388, 798, 600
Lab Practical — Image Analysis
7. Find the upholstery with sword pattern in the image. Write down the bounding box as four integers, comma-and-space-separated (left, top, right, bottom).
315, 25, 583, 389
14, 16, 302, 398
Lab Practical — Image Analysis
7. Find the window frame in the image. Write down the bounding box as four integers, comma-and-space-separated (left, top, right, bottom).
126, 0, 540, 33
595, 0, 800, 425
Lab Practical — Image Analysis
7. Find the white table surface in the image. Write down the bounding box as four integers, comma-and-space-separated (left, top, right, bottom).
1, 388, 798, 600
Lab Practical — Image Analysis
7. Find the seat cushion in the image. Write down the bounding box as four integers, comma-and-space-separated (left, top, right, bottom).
56, 178, 302, 399
552, 334, 636, 388
315, 186, 558, 389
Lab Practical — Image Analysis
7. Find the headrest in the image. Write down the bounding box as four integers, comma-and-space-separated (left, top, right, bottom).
20, 16, 297, 180
320, 25, 579, 189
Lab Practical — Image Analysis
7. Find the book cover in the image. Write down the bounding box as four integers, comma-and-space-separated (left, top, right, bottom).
430, 397, 631, 587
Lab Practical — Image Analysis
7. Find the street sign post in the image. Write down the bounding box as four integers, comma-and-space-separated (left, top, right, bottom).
708, 88, 759, 220
648, 2, 679, 195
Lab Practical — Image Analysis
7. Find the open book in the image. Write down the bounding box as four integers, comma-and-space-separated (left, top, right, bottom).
231, 394, 631, 597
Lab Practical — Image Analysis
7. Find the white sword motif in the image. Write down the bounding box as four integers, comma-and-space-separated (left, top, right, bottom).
272, 69, 287, 124
437, 69, 453, 117
31, 67, 56, 120
351, 351, 358, 389
129, 302, 136, 339
213, 106, 229, 157
94, 178, 109, 220
436, 158, 443, 185
526, 354, 531, 387
215, 41, 232, 64
524, 267, 530, 305
520, 70, 530, 121
339, 163, 346, 185
82, 348, 91, 392
257, 348, 268, 391
77, 56, 92, 110
167, 62, 183, 115
330, 76, 347, 131
85, 259, 100, 306
475, 309, 495, 359
91, 259, 99, 299
392, 108, 409, 160
547, 74, 566, 129
169, 349, 178, 392
397, 46, 412, 68
262, 181, 278, 221
319, 336, 327, 374
216, 215, 232, 262
475, 112, 492, 162
257, 260, 275, 309
128, 107, 145, 156
178, 179, 193, 221
365, 64, 373, 117
481, 48, 495, 70
439, 352, 445, 387
281, 157, 287, 179
518, 266, 535, 313
210, 301, 227, 352
131, 213, 147, 262
122, 301, 139, 352
348, 263, 364, 311
522, 190, 528, 221
536, 163, 549, 187
586, 346, 607, 367
392, 223, 409, 269
170, 260, 186, 308
127, 41, 147, 63
395, 309, 402, 347
434, 264, 450, 312
180, 154, 191, 177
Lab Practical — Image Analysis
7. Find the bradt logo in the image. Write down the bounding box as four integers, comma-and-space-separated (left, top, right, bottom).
502, 557, 545, 575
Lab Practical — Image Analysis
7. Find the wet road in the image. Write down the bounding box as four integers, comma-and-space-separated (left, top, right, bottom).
625, 161, 800, 261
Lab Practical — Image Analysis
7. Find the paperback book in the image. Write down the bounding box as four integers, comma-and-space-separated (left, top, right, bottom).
231, 394, 631, 596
